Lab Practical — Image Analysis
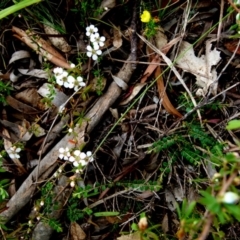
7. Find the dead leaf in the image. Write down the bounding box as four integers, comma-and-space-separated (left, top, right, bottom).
156, 65, 183, 118
119, 83, 146, 105
70, 222, 86, 240
152, 27, 167, 51
117, 232, 141, 240
44, 24, 71, 53
6, 95, 41, 114
162, 213, 169, 233
165, 189, 177, 211
113, 26, 123, 49
18, 69, 48, 79
176, 40, 221, 96
109, 107, 119, 119
112, 74, 128, 90
140, 55, 160, 83
15, 88, 41, 109
8, 50, 30, 64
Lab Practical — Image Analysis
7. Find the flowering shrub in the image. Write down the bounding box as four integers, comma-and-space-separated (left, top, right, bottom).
58, 147, 94, 171
86, 24, 105, 61
53, 67, 86, 90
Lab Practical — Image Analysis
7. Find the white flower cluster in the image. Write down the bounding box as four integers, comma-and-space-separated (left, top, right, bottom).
86, 25, 106, 61
7, 146, 21, 159
59, 147, 94, 168
53, 67, 86, 91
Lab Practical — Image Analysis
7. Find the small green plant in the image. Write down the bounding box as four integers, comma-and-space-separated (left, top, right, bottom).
140, 10, 158, 38
150, 122, 224, 165
0, 81, 13, 104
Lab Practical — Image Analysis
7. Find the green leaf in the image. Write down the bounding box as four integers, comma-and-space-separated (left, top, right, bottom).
226, 120, 240, 130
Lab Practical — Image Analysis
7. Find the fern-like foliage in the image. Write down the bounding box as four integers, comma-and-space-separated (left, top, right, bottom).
150, 122, 224, 165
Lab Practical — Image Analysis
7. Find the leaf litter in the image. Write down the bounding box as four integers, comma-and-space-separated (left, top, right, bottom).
0, 1, 240, 239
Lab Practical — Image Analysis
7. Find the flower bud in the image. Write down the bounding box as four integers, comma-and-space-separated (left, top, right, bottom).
220, 191, 239, 204
138, 216, 148, 231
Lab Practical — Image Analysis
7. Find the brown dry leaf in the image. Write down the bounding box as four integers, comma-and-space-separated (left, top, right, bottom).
113, 26, 123, 49
176, 40, 221, 96
44, 24, 71, 53
15, 88, 41, 109
119, 83, 146, 105
152, 27, 167, 50
70, 222, 86, 240
6, 95, 41, 114
117, 232, 141, 240
0, 119, 31, 141
112, 74, 128, 90
140, 54, 160, 83
162, 213, 169, 233
156, 66, 182, 118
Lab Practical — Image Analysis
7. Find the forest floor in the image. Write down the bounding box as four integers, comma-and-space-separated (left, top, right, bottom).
0, 0, 240, 239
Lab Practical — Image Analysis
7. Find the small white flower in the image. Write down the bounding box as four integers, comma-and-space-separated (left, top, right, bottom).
54, 172, 58, 178
220, 191, 239, 204
56, 70, 68, 86
70, 180, 75, 187
73, 76, 86, 91
86, 151, 94, 162
28, 220, 33, 226
40, 201, 44, 206
86, 44, 102, 60
80, 152, 86, 160
68, 128, 73, 133
70, 63, 76, 68
59, 147, 70, 160
86, 24, 98, 37
36, 216, 41, 221
90, 33, 106, 47
53, 67, 64, 76
79, 159, 87, 166
7, 146, 21, 159
62, 75, 74, 88
34, 207, 38, 212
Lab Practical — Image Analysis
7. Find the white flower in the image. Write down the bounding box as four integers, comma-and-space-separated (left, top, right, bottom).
86, 151, 94, 162
80, 152, 86, 160
59, 147, 70, 160
70, 63, 76, 68
79, 159, 87, 166
73, 76, 86, 91
70, 180, 75, 187
220, 191, 240, 204
90, 33, 106, 47
66, 75, 75, 89
53, 67, 64, 76
86, 25, 98, 37
56, 70, 68, 86
68, 128, 73, 133
36, 216, 41, 221
86, 44, 102, 60
40, 201, 44, 206
7, 146, 21, 159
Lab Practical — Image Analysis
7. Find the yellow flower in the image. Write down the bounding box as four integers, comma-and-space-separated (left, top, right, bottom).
140, 10, 151, 23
